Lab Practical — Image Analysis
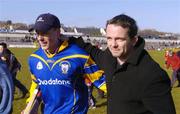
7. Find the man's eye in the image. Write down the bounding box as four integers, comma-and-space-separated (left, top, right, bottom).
116, 38, 125, 42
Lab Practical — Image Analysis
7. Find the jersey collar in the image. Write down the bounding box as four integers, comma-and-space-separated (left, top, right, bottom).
44, 40, 69, 58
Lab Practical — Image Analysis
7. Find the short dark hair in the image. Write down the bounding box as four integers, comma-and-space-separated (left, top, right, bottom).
106, 14, 138, 39
0, 42, 7, 48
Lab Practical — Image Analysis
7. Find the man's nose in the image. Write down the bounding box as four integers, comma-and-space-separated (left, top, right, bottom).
112, 40, 117, 47
37, 36, 44, 41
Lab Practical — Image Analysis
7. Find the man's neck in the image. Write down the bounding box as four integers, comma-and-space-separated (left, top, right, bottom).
117, 58, 126, 65
46, 48, 58, 54
46, 39, 62, 54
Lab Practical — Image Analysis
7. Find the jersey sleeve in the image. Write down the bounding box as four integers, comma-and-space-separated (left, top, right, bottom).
83, 56, 106, 93
26, 74, 38, 103
26, 55, 40, 103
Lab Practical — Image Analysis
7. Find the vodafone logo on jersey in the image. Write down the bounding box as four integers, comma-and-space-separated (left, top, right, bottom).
37, 78, 71, 85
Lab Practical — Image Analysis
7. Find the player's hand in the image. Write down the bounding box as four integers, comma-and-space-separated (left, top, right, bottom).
69, 36, 87, 48
68, 36, 77, 43
21, 110, 24, 114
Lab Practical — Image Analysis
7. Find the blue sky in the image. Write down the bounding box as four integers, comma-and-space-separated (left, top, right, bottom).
0, 0, 180, 33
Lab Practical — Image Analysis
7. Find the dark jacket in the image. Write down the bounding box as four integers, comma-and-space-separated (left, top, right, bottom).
73, 37, 176, 114
1, 49, 21, 75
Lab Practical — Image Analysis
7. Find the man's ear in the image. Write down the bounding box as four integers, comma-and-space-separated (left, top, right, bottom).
132, 36, 138, 46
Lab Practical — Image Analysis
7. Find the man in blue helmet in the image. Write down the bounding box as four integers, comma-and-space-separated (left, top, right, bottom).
22, 13, 106, 114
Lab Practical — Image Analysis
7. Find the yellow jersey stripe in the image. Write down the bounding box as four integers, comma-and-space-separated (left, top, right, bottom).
99, 83, 107, 93
84, 57, 95, 67
26, 79, 38, 103
51, 54, 89, 69
85, 70, 104, 83
30, 54, 50, 69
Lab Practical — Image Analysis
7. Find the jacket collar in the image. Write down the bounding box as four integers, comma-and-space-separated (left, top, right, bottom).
126, 36, 145, 65
106, 48, 118, 68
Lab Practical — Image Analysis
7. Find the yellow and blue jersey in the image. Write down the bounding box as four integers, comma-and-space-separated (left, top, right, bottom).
28, 41, 106, 114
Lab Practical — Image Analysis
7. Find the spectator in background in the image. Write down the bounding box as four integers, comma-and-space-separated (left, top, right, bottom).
70, 14, 176, 114
0, 59, 14, 114
164, 50, 170, 62
0, 42, 28, 98
165, 50, 180, 87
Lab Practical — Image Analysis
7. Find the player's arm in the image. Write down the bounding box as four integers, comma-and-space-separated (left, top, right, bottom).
22, 74, 41, 114
26, 75, 38, 103
83, 56, 107, 93
69, 37, 105, 68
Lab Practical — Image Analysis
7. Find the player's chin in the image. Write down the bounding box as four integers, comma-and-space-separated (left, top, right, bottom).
111, 53, 121, 58
41, 46, 48, 50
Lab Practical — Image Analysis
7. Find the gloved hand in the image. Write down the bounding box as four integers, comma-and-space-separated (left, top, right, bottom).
68, 36, 85, 48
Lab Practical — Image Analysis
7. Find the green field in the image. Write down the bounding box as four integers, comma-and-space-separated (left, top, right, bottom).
10, 48, 180, 114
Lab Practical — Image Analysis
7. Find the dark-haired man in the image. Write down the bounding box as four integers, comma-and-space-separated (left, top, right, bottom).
71, 14, 176, 114
0, 42, 28, 99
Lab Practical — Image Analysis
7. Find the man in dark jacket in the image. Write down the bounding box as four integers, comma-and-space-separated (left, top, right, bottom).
71, 14, 176, 114
0, 42, 28, 98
